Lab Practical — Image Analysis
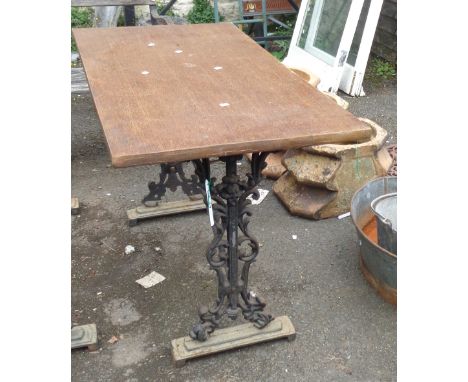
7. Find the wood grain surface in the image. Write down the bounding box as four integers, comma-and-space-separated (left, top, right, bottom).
73, 23, 372, 168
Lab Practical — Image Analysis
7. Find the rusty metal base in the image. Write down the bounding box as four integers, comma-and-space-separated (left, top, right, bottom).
360, 256, 397, 305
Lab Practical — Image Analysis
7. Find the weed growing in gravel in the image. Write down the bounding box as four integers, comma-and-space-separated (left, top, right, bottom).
368, 57, 396, 81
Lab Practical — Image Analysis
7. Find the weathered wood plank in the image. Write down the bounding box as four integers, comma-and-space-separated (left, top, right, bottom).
72, 0, 155, 6
71, 67, 89, 93
73, 24, 373, 167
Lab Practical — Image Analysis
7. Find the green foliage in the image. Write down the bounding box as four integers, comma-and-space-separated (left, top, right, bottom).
71, 7, 94, 52
71, 7, 94, 28
187, 0, 222, 24
268, 16, 296, 61
368, 57, 396, 81
270, 39, 290, 60
155, 0, 176, 16
117, 11, 126, 26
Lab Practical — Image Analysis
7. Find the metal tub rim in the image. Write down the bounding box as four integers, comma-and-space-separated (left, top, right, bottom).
351, 176, 397, 260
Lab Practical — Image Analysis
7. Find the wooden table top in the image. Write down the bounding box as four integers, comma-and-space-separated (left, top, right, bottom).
73, 23, 372, 168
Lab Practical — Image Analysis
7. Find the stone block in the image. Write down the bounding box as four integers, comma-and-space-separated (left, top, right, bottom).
273, 119, 393, 219
303, 118, 387, 159
245, 152, 286, 180
375, 146, 393, 176
282, 65, 349, 109
283, 149, 340, 190
273, 172, 337, 219
289, 68, 321, 88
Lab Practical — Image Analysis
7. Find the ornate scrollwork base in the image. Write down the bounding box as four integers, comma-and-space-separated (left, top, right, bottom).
189, 154, 274, 342
142, 162, 201, 206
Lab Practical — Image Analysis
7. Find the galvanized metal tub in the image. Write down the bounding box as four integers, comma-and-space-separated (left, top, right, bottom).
351, 177, 397, 305
371, 192, 397, 254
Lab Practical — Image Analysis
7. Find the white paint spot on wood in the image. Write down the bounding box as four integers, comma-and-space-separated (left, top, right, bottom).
147, 42, 155, 47
219, 102, 230, 107
141, 70, 149, 75
214, 66, 223, 70
174, 49, 183, 54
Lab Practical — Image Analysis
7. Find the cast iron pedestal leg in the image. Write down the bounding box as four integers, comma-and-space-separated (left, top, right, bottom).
189, 153, 273, 342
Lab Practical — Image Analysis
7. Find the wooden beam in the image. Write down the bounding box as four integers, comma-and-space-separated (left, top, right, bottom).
71, 0, 156, 7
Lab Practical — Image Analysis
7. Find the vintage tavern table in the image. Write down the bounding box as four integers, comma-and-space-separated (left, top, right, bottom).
73, 23, 372, 366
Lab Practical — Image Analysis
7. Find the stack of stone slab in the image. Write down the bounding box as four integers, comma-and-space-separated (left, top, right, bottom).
245, 152, 287, 179
273, 118, 393, 219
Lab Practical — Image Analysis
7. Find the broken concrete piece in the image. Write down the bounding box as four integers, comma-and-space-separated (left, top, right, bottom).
282, 65, 349, 109
302, 118, 387, 159
376, 146, 393, 175
273, 119, 393, 219
273, 172, 337, 219
245, 152, 287, 179
282, 149, 341, 191
289, 68, 321, 88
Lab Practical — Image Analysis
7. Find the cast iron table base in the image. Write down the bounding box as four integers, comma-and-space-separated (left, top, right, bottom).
189, 153, 274, 341
127, 162, 205, 226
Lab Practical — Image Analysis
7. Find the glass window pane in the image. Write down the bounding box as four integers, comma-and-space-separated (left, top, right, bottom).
298, 0, 352, 62
298, 0, 317, 48
314, 0, 352, 56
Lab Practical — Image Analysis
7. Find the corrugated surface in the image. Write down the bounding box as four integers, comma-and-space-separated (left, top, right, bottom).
73, 23, 372, 167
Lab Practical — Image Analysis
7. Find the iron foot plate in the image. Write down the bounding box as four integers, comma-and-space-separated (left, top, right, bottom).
171, 315, 295, 367
127, 199, 206, 226
71, 323, 98, 351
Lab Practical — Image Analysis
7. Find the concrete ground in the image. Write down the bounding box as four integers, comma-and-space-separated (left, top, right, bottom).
71, 80, 396, 382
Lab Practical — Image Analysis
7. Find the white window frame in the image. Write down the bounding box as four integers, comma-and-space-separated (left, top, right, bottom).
283, 0, 383, 96
339, 0, 384, 96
